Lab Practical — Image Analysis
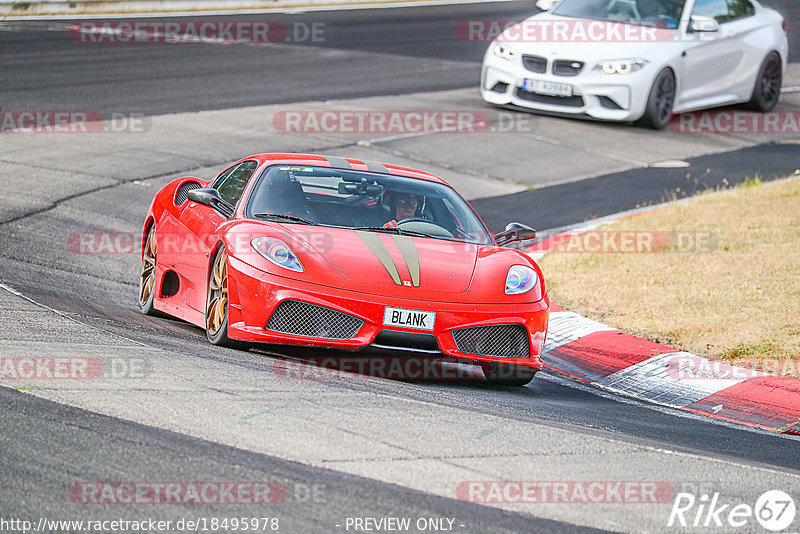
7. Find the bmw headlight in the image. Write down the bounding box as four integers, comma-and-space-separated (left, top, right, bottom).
505, 265, 538, 295
492, 43, 517, 61
594, 59, 648, 75
251, 237, 304, 272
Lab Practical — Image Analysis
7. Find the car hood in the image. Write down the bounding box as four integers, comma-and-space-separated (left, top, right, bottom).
226, 221, 545, 304
286, 225, 479, 295
496, 13, 683, 61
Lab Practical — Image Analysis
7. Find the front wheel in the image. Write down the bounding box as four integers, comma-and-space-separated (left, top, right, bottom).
482, 362, 538, 387
748, 52, 782, 112
637, 68, 676, 130
206, 247, 247, 349
139, 225, 159, 315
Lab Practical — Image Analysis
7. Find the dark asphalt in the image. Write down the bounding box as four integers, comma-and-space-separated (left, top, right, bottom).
0, 387, 609, 534
1, 2, 800, 532
473, 143, 800, 232
0, 0, 796, 117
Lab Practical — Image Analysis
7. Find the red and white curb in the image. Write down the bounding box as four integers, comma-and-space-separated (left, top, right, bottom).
527, 207, 800, 435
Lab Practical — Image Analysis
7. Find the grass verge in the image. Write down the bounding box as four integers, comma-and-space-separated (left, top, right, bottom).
538, 177, 800, 378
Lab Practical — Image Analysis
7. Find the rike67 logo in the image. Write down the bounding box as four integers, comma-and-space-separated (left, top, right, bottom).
669, 490, 796, 531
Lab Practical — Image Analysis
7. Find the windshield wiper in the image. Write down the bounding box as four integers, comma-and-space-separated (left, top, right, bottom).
352, 226, 434, 239
252, 213, 317, 225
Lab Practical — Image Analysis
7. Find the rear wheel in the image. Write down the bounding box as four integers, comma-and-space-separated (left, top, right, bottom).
482, 362, 538, 387
748, 52, 782, 112
206, 247, 246, 349
139, 225, 158, 315
637, 68, 675, 130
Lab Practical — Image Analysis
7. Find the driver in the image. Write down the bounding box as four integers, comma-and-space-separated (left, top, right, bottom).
392, 193, 420, 221
379, 192, 422, 227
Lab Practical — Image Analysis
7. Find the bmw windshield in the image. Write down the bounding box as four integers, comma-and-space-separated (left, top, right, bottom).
551, 0, 686, 28
245, 165, 494, 245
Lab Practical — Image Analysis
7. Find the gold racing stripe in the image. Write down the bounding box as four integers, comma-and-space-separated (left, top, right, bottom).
391, 235, 420, 287
356, 231, 401, 285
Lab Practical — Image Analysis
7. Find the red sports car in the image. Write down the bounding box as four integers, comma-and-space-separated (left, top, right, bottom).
139, 153, 549, 386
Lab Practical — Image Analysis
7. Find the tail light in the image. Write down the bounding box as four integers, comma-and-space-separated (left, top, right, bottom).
782, 17, 787, 33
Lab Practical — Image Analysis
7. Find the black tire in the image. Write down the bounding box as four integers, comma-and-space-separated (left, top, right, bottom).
205, 246, 247, 349
748, 52, 782, 112
637, 68, 676, 130
139, 225, 160, 316
482, 362, 538, 387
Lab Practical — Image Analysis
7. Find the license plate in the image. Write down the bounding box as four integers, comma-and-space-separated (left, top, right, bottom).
383, 307, 436, 331
522, 78, 573, 97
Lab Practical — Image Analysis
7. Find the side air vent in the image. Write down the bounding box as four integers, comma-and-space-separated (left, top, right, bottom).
160, 270, 180, 298
175, 181, 202, 206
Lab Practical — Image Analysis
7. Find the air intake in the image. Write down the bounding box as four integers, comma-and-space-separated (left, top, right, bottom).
266, 300, 363, 340
452, 324, 530, 358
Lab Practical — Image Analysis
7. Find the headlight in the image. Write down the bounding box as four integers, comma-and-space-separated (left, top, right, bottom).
505, 265, 538, 295
593, 59, 648, 75
492, 44, 517, 61
251, 237, 304, 272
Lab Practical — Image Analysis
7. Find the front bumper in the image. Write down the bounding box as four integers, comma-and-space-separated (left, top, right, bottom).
481, 54, 653, 122
227, 256, 548, 369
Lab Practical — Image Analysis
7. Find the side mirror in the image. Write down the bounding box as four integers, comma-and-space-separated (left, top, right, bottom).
187, 188, 234, 218
494, 222, 536, 247
689, 15, 721, 33
536, 0, 557, 10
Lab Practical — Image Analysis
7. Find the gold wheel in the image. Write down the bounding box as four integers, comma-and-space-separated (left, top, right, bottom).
206, 248, 228, 336
139, 227, 157, 308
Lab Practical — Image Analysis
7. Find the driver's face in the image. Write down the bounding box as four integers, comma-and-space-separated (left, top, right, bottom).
394, 195, 418, 220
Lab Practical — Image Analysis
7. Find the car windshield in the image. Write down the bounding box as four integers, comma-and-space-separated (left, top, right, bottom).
244, 165, 494, 245
551, 0, 686, 27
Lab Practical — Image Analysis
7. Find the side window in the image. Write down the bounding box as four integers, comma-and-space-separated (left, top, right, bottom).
214, 160, 259, 207
691, 0, 730, 22
727, 0, 754, 20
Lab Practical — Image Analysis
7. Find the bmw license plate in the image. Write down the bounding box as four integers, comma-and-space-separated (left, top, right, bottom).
383, 307, 436, 331
522, 78, 573, 97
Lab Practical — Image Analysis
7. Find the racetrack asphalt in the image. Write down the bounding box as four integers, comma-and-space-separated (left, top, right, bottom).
0, 0, 798, 117
1, 2, 800, 532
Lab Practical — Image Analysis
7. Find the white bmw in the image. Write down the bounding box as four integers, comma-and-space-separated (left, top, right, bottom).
480, 0, 788, 129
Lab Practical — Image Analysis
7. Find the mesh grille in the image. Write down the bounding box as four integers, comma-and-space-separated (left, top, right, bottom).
452, 325, 530, 358
522, 55, 547, 73
553, 60, 584, 77
175, 181, 202, 206
266, 300, 363, 340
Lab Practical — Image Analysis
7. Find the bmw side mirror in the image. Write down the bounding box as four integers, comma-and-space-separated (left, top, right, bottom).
536, 0, 557, 11
689, 16, 721, 33
187, 188, 234, 218
494, 222, 536, 247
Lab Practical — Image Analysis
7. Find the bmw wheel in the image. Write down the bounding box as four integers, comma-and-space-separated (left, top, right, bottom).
638, 68, 676, 130
748, 52, 782, 112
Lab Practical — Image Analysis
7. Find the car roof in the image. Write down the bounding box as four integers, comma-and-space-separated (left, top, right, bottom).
241, 153, 448, 185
